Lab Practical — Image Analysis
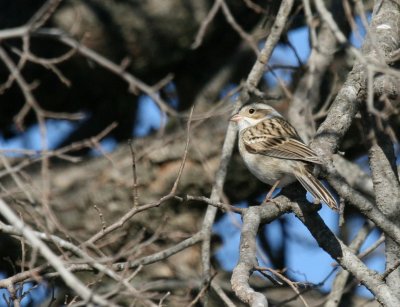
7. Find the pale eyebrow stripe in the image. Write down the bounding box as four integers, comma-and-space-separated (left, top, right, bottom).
257, 109, 272, 118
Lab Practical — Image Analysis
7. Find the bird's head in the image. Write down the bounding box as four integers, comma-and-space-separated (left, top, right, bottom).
230, 102, 282, 131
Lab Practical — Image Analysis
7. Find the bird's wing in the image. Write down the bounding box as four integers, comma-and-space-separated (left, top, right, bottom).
242, 118, 322, 164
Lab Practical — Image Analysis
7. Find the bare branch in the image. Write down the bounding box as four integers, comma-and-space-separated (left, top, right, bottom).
325, 221, 375, 307
0, 198, 114, 307
231, 207, 268, 307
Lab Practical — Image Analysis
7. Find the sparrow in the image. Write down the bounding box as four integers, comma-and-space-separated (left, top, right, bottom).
230, 101, 338, 211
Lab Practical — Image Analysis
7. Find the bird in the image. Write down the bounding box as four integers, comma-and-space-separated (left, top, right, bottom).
230, 100, 338, 211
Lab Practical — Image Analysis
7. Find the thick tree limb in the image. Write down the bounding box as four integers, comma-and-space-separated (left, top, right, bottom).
325, 221, 375, 307
231, 207, 269, 307
289, 201, 399, 306
367, 114, 400, 299
312, 0, 400, 157
289, 1, 340, 142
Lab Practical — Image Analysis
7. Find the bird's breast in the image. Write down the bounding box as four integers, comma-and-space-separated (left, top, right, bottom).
238, 138, 296, 187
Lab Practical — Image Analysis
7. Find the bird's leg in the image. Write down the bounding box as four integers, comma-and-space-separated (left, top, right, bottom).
263, 180, 280, 204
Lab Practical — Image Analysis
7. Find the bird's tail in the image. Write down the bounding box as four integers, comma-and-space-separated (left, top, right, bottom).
294, 168, 338, 211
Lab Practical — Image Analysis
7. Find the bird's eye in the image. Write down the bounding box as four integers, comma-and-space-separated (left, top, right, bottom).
248, 108, 255, 114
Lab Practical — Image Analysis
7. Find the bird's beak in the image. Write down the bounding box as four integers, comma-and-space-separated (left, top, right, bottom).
230, 114, 242, 122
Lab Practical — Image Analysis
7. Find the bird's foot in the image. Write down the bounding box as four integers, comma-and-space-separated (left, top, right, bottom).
262, 180, 280, 205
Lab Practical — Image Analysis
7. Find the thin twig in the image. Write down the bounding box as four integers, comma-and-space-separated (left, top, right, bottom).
256, 266, 310, 307
192, 0, 223, 49
382, 260, 400, 281
357, 234, 385, 259
129, 139, 140, 208
0, 199, 113, 307
170, 105, 195, 195
35, 28, 177, 117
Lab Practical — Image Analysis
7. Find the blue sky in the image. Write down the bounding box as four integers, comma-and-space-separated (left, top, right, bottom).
0, 273, 50, 307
